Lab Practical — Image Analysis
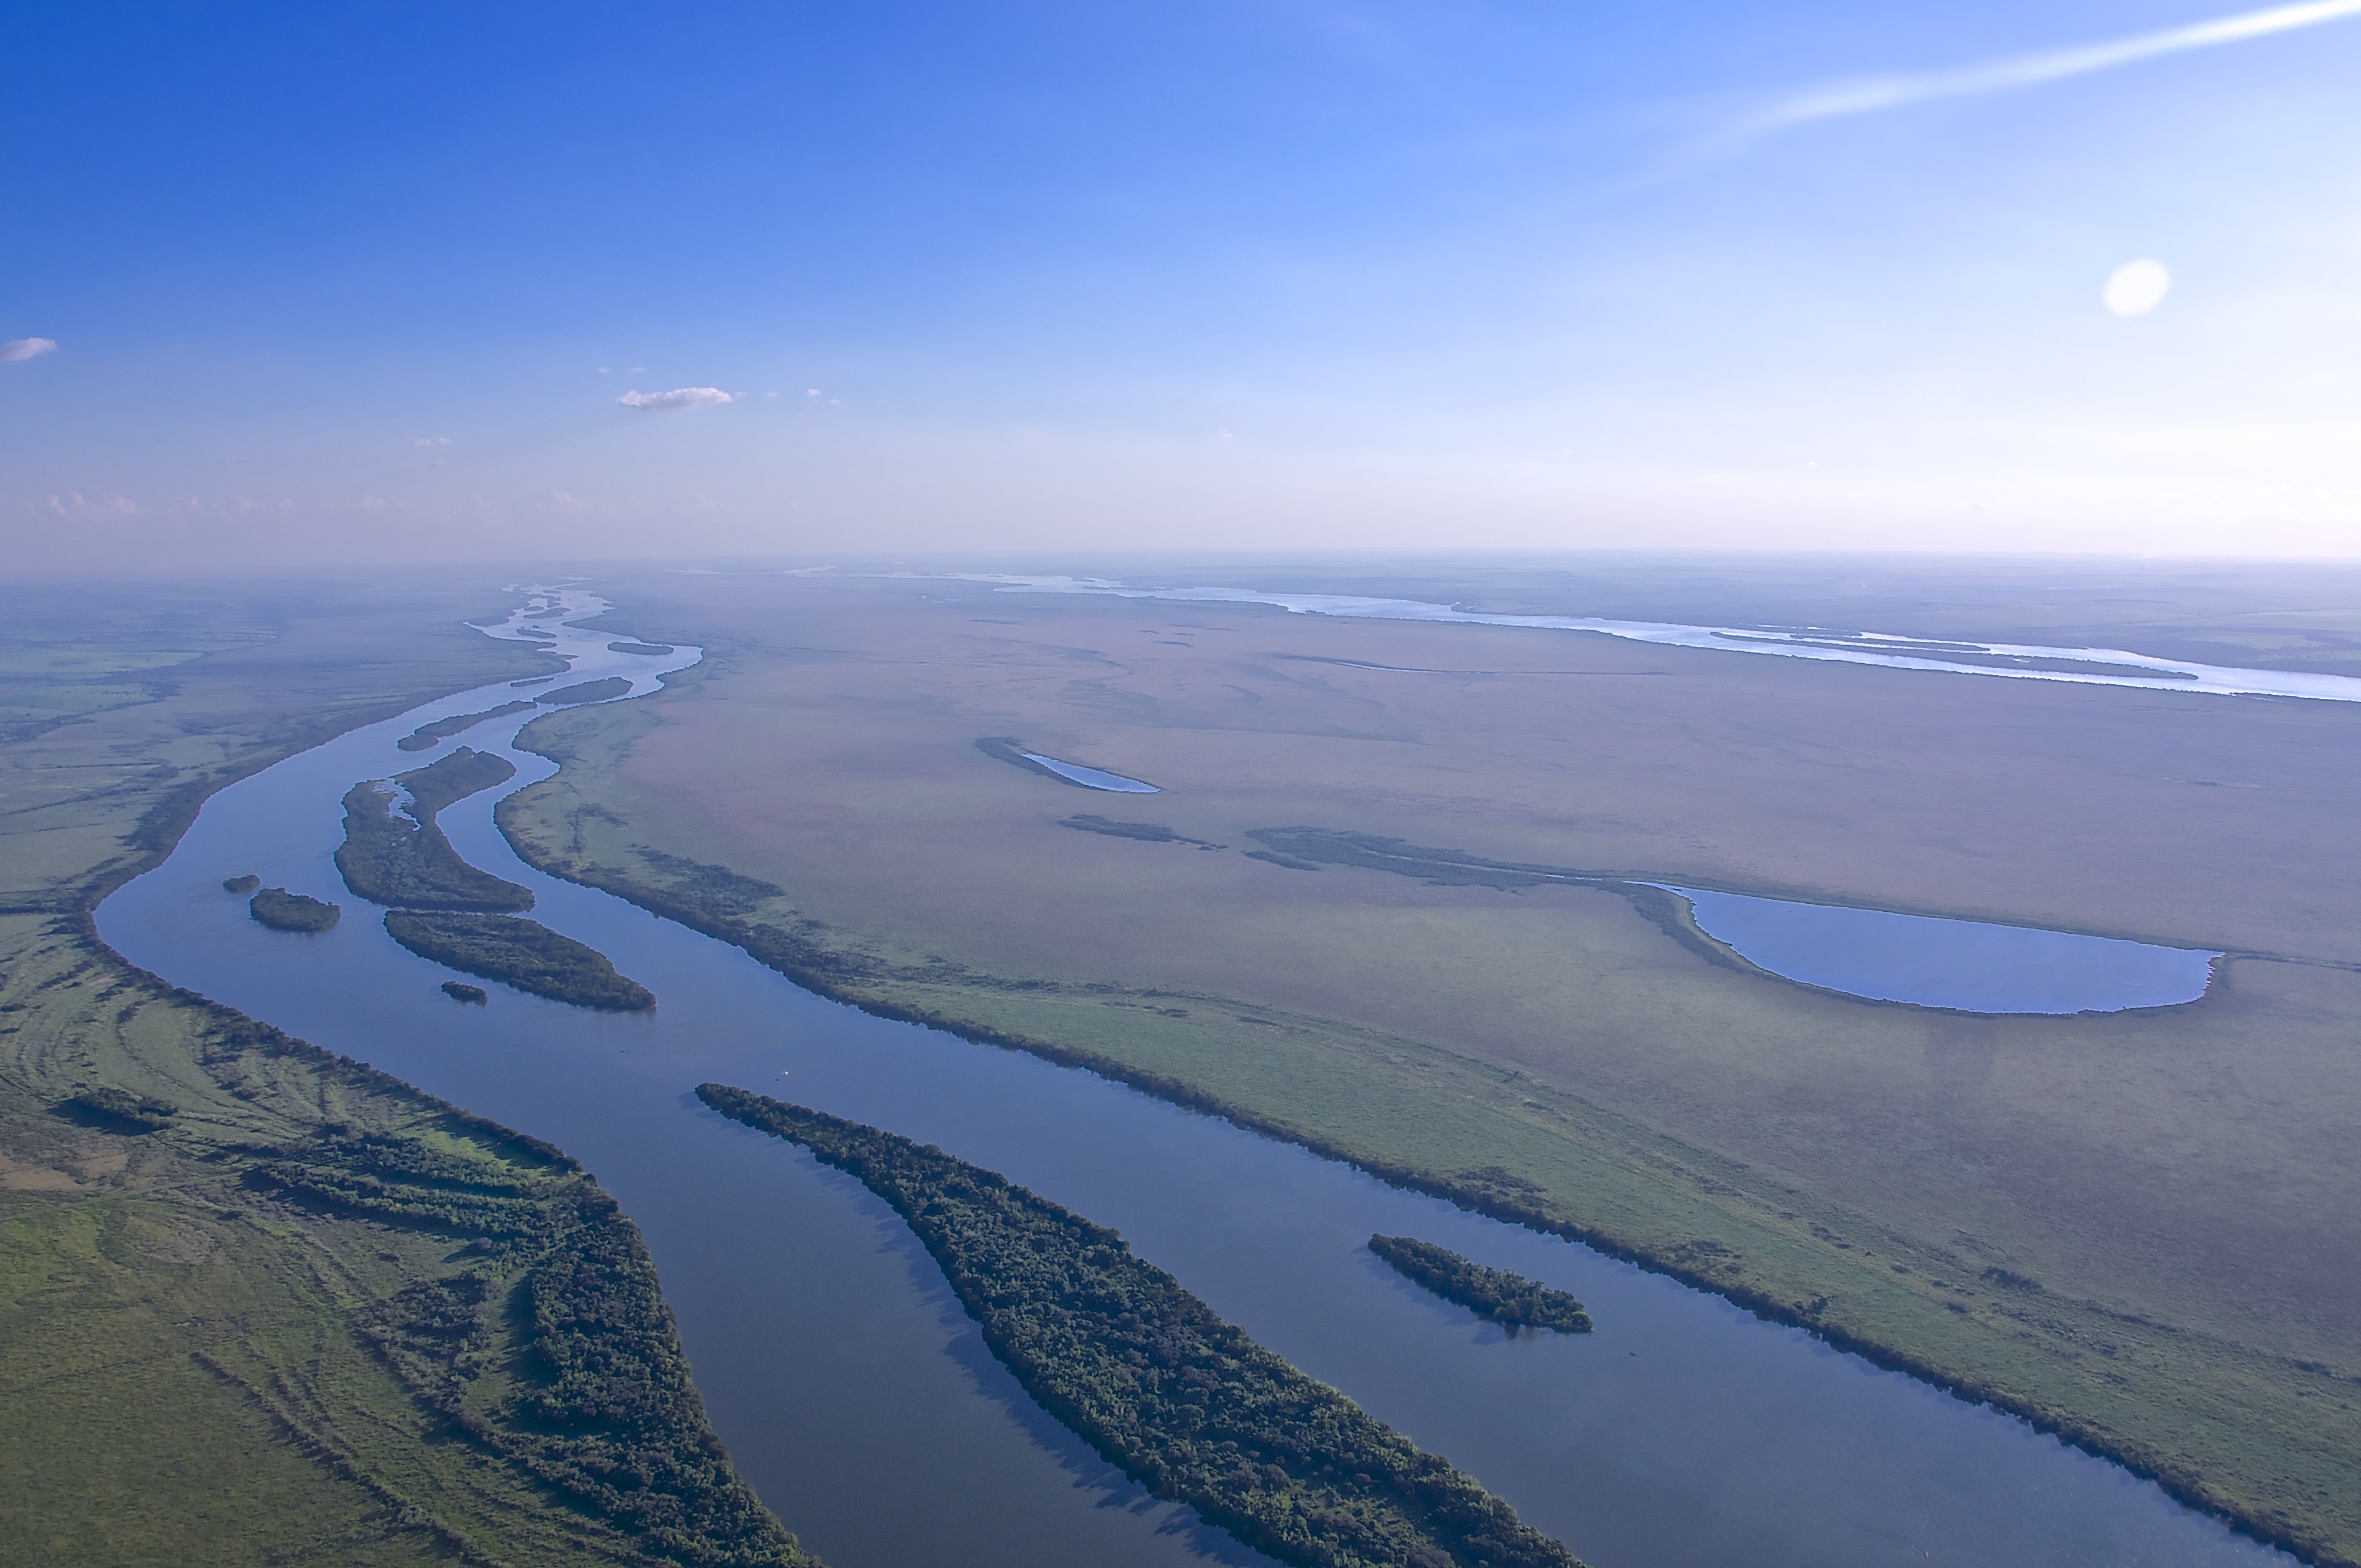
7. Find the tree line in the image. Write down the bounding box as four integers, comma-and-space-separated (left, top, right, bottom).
699, 1082, 1586, 1568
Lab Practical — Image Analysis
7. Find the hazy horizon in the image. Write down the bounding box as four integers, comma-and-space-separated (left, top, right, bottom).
7, 1, 2359, 571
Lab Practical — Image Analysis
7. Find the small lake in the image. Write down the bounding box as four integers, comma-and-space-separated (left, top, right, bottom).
95, 590, 2287, 1568
1023, 751, 1160, 791
1668, 887, 2220, 1014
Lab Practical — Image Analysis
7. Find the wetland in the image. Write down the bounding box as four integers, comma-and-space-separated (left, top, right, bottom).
75, 569, 2352, 1568
482, 568, 2360, 1565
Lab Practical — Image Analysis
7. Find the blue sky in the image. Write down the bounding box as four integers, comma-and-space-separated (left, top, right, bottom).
5, 1, 2359, 568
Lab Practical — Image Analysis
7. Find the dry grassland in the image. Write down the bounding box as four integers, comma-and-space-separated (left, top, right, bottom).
506, 567, 2361, 1563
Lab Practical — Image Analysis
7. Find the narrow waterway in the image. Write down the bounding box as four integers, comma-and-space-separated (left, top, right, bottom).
97, 590, 2290, 1568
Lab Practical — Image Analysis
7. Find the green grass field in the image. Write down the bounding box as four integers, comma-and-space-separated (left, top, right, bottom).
0, 575, 805, 1567
496, 565, 2361, 1566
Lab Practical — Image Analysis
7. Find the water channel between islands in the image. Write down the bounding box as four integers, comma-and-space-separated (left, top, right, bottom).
95, 590, 2288, 1568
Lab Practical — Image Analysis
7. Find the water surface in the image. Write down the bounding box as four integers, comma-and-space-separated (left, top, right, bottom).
958, 574, 2361, 703
1670, 886, 2219, 1014
1022, 751, 1160, 791
96, 589, 2288, 1568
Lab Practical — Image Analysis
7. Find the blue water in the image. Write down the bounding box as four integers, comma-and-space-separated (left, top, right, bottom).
89, 588, 2288, 1568
1022, 752, 1160, 791
1671, 887, 2219, 1014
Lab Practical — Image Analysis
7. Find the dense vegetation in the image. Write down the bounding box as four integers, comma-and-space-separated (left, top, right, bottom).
1061, 814, 1217, 847
249, 886, 342, 932
239, 1124, 810, 1567
698, 1084, 1585, 1568
398, 745, 518, 818
539, 677, 634, 706
396, 699, 536, 751
1243, 830, 1589, 891
334, 751, 535, 912
441, 979, 489, 1003
385, 911, 655, 1011
60, 1084, 179, 1130
222, 872, 262, 892
1, 577, 813, 1566
1367, 1237, 1591, 1335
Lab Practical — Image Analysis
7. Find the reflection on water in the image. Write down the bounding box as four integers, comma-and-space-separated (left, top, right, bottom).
1669, 886, 2219, 1013
1021, 751, 1160, 791
93, 589, 2287, 1568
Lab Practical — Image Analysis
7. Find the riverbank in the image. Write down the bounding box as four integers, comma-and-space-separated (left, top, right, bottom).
0, 580, 799, 1566
489, 572, 2361, 1567
701, 1085, 1581, 1568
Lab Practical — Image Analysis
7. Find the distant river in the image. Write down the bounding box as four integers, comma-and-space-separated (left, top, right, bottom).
96, 590, 2289, 1568
970, 574, 2361, 703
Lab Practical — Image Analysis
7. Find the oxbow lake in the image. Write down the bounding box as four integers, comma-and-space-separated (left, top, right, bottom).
1023, 751, 1161, 791
1666, 887, 2219, 1014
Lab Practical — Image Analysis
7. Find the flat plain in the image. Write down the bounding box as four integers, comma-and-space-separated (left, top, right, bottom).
0, 575, 803, 1567
503, 562, 2361, 1565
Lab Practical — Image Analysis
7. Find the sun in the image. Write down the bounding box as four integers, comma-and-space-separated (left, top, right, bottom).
2102, 259, 2171, 317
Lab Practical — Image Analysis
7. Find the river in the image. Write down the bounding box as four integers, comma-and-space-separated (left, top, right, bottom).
95, 588, 2288, 1568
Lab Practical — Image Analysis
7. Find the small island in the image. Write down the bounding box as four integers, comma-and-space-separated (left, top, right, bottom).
700, 1084, 1584, 1568
222, 873, 262, 893
607, 640, 675, 656
1368, 1235, 1592, 1335
536, 676, 633, 706
441, 980, 489, 1004
335, 748, 535, 912
396, 699, 537, 752
249, 887, 342, 933
386, 912, 655, 1012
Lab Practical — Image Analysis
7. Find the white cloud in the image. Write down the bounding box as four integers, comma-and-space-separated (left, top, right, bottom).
2, 338, 58, 362
46, 490, 137, 521
1742, 0, 2361, 139
414, 436, 452, 447
617, 387, 733, 410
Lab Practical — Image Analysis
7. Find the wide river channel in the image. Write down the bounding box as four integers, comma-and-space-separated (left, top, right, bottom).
98, 591, 2288, 1568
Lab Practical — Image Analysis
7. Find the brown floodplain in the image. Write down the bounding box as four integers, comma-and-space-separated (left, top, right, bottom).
507, 566, 2361, 1558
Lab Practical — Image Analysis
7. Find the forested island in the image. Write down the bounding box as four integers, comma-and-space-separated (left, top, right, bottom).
335, 748, 535, 911
538, 676, 634, 706
222, 873, 261, 892
387, 911, 656, 1010
698, 1084, 1584, 1568
248, 887, 341, 932
442, 979, 489, 1003
400, 745, 519, 817
396, 699, 536, 751
1368, 1236, 1592, 1334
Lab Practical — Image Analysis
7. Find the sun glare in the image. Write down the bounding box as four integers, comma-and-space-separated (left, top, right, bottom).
2102, 258, 2173, 317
